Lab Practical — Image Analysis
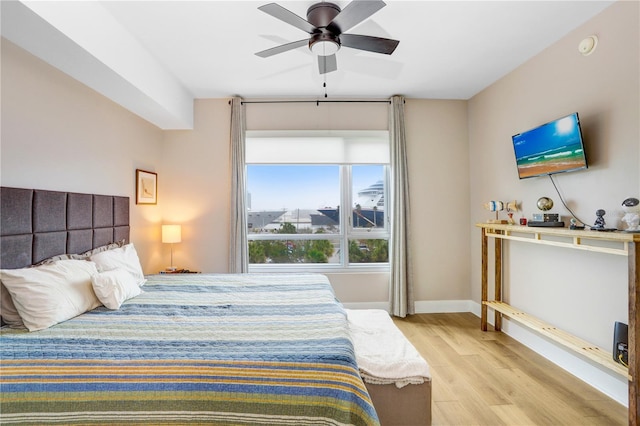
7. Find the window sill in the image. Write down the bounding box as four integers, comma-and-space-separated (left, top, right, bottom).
248, 264, 390, 274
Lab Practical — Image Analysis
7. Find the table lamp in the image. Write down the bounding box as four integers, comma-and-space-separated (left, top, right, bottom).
162, 225, 181, 271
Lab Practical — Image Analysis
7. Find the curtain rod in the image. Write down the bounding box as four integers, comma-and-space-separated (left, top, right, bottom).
232, 99, 392, 105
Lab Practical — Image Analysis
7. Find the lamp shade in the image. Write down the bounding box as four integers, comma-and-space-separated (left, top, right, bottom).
162, 225, 181, 244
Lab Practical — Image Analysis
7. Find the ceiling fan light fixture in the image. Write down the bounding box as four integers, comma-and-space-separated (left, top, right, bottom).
256, 0, 399, 74
310, 39, 340, 56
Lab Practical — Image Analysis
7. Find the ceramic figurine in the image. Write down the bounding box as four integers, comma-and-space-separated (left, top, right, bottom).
621, 197, 640, 232
506, 200, 519, 225
593, 209, 606, 229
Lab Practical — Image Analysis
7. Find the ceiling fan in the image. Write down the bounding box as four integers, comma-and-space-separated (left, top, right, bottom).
255, 0, 400, 74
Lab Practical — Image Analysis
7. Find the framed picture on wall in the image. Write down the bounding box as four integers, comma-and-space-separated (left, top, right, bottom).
136, 169, 157, 205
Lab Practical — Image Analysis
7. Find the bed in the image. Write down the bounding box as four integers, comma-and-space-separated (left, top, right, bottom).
348, 309, 432, 426
0, 187, 378, 425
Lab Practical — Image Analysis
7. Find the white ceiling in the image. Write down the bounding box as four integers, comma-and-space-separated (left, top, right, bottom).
1, 1, 614, 129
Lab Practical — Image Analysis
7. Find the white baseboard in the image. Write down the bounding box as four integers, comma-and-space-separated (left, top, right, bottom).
342, 299, 475, 313
415, 299, 475, 313
345, 299, 628, 407
341, 301, 389, 310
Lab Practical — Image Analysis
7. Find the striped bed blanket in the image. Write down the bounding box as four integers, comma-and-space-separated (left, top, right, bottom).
0, 273, 379, 425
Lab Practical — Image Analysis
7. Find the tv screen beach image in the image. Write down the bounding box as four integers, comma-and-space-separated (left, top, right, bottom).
512, 114, 587, 179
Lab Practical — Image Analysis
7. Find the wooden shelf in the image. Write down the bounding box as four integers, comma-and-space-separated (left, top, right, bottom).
484, 300, 630, 379
480, 223, 639, 257
477, 223, 640, 242
476, 223, 639, 424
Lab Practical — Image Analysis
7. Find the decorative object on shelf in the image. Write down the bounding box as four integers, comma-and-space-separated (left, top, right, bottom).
569, 218, 585, 230
505, 200, 520, 225
483, 200, 507, 224
621, 197, 640, 232
536, 196, 554, 211
593, 209, 606, 229
528, 197, 564, 227
136, 169, 157, 205
161, 225, 182, 271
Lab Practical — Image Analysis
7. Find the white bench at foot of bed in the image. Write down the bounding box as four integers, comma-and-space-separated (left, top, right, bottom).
347, 309, 432, 426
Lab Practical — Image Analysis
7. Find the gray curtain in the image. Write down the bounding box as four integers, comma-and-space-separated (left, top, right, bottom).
389, 95, 414, 317
229, 96, 248, 273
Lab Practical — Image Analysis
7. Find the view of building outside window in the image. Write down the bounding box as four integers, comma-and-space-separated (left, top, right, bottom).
246, 164, 389, 268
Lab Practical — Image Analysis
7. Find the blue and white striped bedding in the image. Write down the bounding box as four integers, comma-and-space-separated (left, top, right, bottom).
0, 273, 379, 425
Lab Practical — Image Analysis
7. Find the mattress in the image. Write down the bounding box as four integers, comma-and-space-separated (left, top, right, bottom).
0, 273, 379, 425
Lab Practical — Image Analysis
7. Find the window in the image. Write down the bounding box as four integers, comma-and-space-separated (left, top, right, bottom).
246, 131, 390, 272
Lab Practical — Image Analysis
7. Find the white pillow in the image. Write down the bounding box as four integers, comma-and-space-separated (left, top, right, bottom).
80, 240, 126, 258
90, 243, 146, 286
91, 268, 142, 309
1, 282, 25, 328
0, 260, 101, 332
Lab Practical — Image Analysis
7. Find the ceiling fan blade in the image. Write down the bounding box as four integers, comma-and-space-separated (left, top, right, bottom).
340, 33, 399, 54
318, 54, 337, 74
258, 3, 316, 34
329, 0, 386, 34
255, 39, 309, 58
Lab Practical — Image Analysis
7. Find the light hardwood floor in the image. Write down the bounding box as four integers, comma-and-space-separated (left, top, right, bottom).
393, 313, 626, 425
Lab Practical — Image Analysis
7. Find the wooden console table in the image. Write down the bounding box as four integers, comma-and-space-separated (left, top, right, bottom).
476, 223, 639, 425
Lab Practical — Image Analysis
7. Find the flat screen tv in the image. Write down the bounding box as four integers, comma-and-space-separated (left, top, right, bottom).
511, 112, 587, 179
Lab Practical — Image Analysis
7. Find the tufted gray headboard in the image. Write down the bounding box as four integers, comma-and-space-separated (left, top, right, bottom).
0, 187, 130, 269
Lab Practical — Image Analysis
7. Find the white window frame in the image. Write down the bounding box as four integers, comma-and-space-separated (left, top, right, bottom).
246, 131, 390, 273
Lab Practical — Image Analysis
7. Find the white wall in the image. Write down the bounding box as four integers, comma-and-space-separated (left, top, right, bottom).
468, 1, 638, 403
405, 99, 470, 303
160, 99, 232, 273
0, 38, 164, 272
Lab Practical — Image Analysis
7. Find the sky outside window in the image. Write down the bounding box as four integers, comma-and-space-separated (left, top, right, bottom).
247, 164, 383, 211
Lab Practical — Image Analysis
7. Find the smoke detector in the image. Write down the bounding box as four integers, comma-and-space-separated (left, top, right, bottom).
578, 35, 598, 56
